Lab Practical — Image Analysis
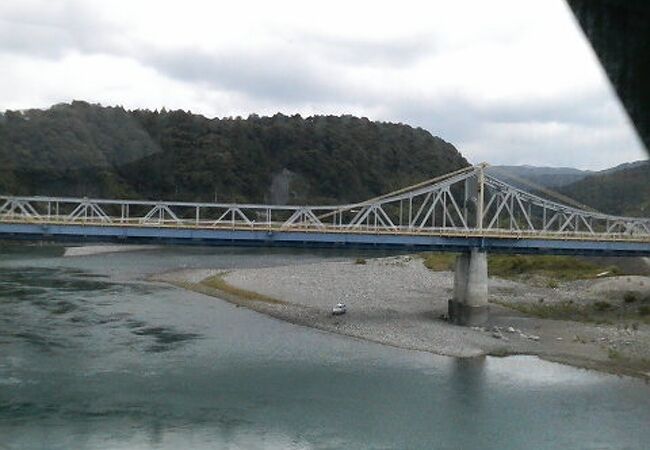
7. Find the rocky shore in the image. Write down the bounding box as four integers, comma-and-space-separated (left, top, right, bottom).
152, 255, 650, 380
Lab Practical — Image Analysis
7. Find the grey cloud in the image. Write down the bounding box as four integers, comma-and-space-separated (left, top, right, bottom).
373, 92, 641, 168
141, 42, 619, 148
142, 47, 355, 104
0, 1, 124, 59
386, 95, 483, 142
295, 32, 437, 67
475, 92, 619, 128
459, 128, 643, 169
132, 25, 438, 105
386, 90, 619, 144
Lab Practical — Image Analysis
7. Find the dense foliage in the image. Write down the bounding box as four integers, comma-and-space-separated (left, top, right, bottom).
0, 101, 468, 204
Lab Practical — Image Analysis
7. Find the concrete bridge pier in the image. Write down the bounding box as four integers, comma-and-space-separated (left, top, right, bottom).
448, 248, 489, 326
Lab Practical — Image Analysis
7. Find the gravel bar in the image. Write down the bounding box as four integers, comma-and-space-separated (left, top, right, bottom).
155, 255, 650, 379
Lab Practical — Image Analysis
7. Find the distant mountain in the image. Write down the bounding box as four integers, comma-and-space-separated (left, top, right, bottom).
598, 160, 648, 175
0, 101, 469, 204
487, 165, 591, 189
487, 161, 649, 217
490, 161, 648, 187
560, 161, 649, 217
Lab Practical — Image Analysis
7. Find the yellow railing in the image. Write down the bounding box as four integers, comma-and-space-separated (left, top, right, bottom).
2, 216, 649, 244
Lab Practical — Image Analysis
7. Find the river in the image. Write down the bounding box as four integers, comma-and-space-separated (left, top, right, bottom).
1, 244, 649, 449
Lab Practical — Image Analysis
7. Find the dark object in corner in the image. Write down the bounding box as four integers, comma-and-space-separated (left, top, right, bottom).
567, 0, 650, 154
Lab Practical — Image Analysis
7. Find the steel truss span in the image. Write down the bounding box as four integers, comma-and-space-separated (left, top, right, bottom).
1, 164, 649, 250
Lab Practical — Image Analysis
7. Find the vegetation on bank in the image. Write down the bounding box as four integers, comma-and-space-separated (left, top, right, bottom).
166, 272, 285, 306
421, 253, 621, 281
201, 273, 285, 305
421, 252, 650, 324
490, 298, 650, 325
421, 253, 457, 272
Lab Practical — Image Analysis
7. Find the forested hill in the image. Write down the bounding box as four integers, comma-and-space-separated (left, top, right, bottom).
560, 161, 649, 217
0, 101, 468, 204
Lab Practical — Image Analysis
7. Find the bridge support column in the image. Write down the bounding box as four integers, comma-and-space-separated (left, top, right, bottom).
448, 248, 489, 326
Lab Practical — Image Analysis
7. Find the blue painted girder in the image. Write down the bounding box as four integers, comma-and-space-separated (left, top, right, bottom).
1, 223, 649, 256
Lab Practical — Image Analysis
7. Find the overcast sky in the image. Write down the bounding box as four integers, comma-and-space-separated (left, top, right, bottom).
0, 0, 646, 169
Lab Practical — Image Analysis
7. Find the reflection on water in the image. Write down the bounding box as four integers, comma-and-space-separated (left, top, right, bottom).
0, 245, 649, 449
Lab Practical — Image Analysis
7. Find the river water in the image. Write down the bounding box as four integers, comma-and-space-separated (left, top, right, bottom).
1, 244, 649, 449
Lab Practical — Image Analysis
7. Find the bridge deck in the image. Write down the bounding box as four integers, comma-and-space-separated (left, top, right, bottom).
2, 220, 649, 256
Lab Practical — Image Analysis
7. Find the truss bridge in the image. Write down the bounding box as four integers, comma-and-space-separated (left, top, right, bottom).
1, 164, 648, 256
3, 163, 648, 325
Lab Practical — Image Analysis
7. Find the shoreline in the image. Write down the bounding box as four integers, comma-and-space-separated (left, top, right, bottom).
63, 244, 162, 257
151, 256, 650, 380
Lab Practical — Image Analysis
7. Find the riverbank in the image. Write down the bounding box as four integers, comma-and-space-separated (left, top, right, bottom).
63, 244, 161, 257
152, 255, 650, 380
